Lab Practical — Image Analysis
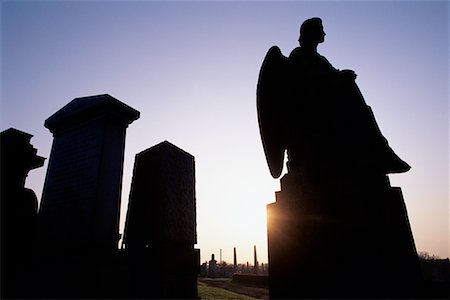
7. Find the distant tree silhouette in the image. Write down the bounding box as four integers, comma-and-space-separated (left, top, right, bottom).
418, 251, 441, 260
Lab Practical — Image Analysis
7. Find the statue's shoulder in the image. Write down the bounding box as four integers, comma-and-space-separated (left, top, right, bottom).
288, 47, 302, 59
262, 46, 288, 69
258, 46, 290, 90
288, 47, 310, 67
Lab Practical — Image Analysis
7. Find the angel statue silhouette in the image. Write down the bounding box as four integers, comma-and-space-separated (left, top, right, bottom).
257, 17, 410, 182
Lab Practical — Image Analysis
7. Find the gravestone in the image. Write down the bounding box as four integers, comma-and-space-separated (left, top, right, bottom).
39, 94, 139, 250
36, 94, 139, 297
124, 141, 199, 298
0, 128, 45, 298
207, 254, 218, 278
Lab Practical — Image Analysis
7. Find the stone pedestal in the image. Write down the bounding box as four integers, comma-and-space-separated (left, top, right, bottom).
267, 173, 423, 299
124, 141, 199, 298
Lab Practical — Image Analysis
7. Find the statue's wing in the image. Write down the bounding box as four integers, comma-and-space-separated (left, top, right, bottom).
257, 46, 289, 178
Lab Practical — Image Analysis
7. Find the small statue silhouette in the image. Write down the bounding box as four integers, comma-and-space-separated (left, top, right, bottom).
257, 17, 410, 181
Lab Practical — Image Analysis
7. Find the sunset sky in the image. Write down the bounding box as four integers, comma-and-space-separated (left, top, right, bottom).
1, 0, 448, 264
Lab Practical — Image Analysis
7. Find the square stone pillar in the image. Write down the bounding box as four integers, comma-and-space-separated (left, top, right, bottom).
39, 94, 139, 251
124, 141, 198, 299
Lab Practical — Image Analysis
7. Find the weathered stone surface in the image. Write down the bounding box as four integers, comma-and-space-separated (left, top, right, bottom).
34, 94, 139, 298
39, 94, 139, 251
124, 141, 197, 246
267, 173, 423, 299
124, 141, 198, 298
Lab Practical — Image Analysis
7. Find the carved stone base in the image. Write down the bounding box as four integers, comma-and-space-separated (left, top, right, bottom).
267, 173, 423, 299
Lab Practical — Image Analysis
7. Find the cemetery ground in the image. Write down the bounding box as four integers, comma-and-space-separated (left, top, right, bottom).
198, 277, 269, 299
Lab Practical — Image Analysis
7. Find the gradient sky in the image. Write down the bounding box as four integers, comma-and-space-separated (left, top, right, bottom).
1, 0, 448, 264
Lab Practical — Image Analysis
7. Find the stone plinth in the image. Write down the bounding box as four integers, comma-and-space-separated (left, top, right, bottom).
267, 173, 423, 299
124, 141, 198, 298
39, 94, 139, 251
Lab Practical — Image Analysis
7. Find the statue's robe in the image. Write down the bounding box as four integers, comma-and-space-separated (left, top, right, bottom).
286, 46, 410, 181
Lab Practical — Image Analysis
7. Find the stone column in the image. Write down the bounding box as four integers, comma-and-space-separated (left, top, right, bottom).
233, 247, 237, 272
39, 94, 139, 251
36, 94, 139, 297
253, 245, 259, 274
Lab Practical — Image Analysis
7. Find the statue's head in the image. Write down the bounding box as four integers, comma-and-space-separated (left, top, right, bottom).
299, 17, 325, 47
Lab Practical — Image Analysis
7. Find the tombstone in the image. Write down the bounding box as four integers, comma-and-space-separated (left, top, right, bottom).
123, 141, 199, 298
207, 254, 218, 278
200, 262, 208, 277
36, 94, 139, 297
0, 128, 45, 298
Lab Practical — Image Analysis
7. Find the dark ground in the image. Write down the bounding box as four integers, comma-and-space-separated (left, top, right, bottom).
198, 277, 269, 299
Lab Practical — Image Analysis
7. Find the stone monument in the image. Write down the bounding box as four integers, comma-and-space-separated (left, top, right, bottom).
258, 18, 423, 299
36, 94, 139, 297
207, 254, 218, 278
233, 247, 237, 272
123, 141, 199, 298
253, 245, 259, 274
1, 128, 45, 298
